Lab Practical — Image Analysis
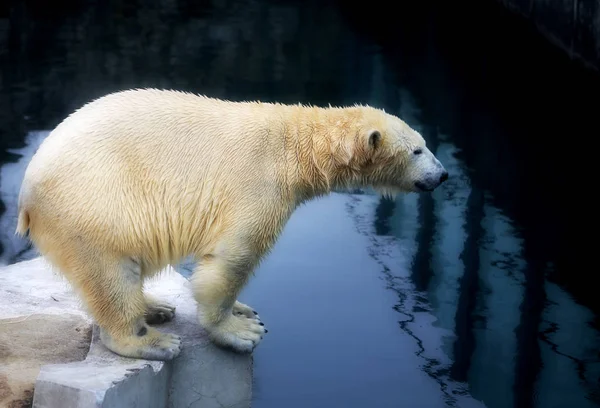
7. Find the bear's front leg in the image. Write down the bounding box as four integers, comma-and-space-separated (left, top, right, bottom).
190, 253, 266, 353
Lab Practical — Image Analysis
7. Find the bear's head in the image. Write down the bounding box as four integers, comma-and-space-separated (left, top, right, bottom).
330, 107, 448, 197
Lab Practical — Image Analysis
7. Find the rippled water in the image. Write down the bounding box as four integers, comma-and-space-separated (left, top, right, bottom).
1, 1, 599, 407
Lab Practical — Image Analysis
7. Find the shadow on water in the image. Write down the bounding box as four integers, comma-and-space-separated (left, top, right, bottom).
1, 0, 600, 407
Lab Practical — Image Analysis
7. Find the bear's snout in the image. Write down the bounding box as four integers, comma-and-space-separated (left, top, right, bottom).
414, 166, 448, 192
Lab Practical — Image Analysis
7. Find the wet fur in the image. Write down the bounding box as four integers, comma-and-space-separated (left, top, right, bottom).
15, 88, 430, 359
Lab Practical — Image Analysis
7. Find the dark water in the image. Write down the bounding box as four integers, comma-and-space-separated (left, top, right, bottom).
1, 0, 600, 407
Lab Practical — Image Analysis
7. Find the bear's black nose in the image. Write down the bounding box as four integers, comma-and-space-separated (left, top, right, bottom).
440, 172, 449, 183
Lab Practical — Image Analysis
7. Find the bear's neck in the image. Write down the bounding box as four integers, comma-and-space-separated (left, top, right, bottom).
280, 105, 360, 204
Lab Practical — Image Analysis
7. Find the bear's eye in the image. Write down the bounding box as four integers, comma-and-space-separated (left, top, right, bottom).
414, 148, 423, 155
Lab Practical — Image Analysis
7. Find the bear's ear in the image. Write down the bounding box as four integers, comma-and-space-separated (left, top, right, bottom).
368, 130, 381, 150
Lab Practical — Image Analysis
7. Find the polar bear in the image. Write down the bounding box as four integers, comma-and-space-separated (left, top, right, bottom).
16, 89, 448, 360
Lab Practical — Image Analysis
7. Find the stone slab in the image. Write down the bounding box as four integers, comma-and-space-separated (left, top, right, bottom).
1, 258, 93, 408
0, 257, 253, 408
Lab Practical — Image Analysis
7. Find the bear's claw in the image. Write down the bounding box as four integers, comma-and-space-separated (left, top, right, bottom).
145, 297, 176, 325
139, 333, 182, 360
146, 305, 176, 324
232, 300, 259, 320
99, 326, 182, 361
205, 313, 267, 353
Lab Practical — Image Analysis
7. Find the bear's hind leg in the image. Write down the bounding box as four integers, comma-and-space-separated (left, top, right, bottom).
191, 255, 266, 353
144, 293, 176, 325
67, 256, 182, 361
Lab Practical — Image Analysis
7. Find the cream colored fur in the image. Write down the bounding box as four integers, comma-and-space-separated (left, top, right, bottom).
15, 88, 444, 360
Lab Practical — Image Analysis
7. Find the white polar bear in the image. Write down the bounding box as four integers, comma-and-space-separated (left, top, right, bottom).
16, 89, 448, 360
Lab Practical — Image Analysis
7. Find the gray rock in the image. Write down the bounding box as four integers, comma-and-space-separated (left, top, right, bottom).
1, 258, 94, 408
0, 257, 253, 408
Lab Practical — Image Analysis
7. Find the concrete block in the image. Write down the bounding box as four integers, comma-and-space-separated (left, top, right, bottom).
1, 257, 253, 408
1, 258, 93, 408
33, 326, 170, 408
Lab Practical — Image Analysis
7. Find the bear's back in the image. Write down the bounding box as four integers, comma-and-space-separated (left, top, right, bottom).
18, 89, 288, 261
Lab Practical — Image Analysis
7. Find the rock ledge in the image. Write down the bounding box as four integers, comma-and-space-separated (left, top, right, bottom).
0, 257, 252, 408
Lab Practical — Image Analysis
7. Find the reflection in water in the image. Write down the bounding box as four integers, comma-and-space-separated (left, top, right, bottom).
470, 202, 525, 408
450, 183, 483, 384
1, 0, 600, 407
372, 67, 600, 406
379, 133, 600, 407
380, 126, 600, 407
537, 283, 600, 407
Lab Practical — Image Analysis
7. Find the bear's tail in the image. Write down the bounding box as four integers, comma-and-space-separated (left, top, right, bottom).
15, 209, 30, 237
